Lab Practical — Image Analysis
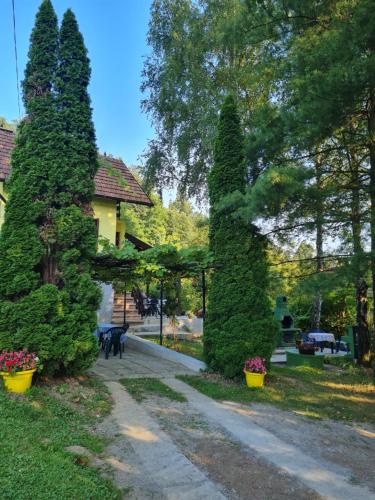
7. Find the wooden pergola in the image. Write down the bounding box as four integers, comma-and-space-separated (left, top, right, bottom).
92, 252, 213, 345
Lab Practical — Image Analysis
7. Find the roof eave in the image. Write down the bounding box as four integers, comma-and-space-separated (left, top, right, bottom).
93, 193, 153, 207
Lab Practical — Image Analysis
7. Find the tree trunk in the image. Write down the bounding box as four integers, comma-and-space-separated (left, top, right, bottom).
311, 290, 322, 330
311, 156, 324, 330
356, 278, 369, 359
348, 145, 370, 364
368, 89, 375, 367
42, 253, 59, 285
40, 210, 59, 286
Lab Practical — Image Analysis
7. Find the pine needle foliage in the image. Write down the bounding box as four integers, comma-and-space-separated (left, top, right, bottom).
203, 96, 278, 378
57, 9, 98, 201
0, 0, 100, 375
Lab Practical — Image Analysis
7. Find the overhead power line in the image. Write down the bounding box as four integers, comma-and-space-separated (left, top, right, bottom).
12, 0, 21, 119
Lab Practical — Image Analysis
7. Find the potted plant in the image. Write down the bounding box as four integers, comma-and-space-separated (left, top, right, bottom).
243, 357, 267, 388
0, 350, 39, 393
298, 343, 318, 356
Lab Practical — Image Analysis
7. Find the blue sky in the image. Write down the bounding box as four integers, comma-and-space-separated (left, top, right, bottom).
0, 0, 154, 166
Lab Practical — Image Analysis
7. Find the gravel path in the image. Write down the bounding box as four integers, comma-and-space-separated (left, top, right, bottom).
165, 377, 375, 500
227, 401, 375, 494
91, 350, 375, 499
142, 392, 320, 500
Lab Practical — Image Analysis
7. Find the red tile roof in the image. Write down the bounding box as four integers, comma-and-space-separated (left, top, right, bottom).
0, 127, 13, 181
0, 128, 152, 206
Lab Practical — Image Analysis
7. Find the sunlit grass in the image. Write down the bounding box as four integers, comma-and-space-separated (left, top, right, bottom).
119, 377, 187, 403
147, 336, 205, 360
178, 365, 375, 425
331, 393, 374, 404
0, 377, 121, 498
316, 380, 375, 393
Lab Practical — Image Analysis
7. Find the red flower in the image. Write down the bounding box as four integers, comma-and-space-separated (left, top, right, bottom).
0, 350, 38, 373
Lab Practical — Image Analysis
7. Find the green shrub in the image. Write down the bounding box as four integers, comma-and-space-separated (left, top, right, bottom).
0, 285, 98, 375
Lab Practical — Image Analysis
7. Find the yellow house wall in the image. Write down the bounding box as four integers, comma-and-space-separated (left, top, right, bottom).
116, 219, 125, 247
0, 190, 126, 248
92, 197, 125, 247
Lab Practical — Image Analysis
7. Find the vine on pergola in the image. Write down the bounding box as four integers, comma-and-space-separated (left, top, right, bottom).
93, 242, 212, 345
92, 241, 213, 292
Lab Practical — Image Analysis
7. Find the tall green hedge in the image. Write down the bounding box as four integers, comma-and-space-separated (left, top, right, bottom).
0, 0, 100, 375
203, 96, 278, 378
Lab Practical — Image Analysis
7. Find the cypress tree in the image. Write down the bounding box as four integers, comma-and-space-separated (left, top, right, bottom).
57, 9, 98, 201
52, 8, 101, 373
0, 0, 62, 369
203, 96, 278, 378
0, 0, 58, 298
0, 1, 100, 374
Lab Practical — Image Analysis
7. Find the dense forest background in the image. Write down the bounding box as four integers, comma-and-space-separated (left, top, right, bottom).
138, 0, 374, 363
1, 0, 373, 363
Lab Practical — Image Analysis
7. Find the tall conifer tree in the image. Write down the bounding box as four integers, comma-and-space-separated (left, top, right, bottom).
57, 9, 98, 201
0, 0, 58, 297
0, 1, 100, 374
0, 0, 62, 371
52, 8, 101, 373
204, 96, 278, 378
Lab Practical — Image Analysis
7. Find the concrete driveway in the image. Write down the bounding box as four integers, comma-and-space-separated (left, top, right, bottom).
91, 347, 195, 381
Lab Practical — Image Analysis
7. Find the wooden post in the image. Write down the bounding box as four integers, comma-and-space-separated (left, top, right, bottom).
123, 283, 126, 326
202, 269, 206, 322
159, 281, 164, 345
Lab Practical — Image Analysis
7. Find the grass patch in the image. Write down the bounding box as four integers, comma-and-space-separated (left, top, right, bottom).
323, 356, 356, 370
50, 375, 113, 418
177, 364, 375, 424
148, 336, 204, 361
119, 377, 187, 403
0, 376, 121, 499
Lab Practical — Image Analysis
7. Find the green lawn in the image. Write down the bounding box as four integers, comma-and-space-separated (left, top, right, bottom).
148, 336, 205, 361
178, 365, 375, 424
119, 377, 187, 402
0, 376, 121, 499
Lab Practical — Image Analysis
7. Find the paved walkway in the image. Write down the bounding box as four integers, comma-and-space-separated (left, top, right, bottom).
91, 348, 195, 380
92, 347, 375, 500
107, 380, 226, 499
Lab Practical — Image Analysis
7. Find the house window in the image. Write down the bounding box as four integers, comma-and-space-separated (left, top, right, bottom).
115, 231, 120, 248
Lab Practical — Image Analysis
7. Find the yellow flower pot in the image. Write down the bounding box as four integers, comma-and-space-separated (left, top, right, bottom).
244, 370, 265, 388
1, 369, 36, 394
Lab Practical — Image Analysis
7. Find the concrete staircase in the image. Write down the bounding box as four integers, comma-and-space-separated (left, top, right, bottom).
112, 292, 144, 326
271, 348, 286, 364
